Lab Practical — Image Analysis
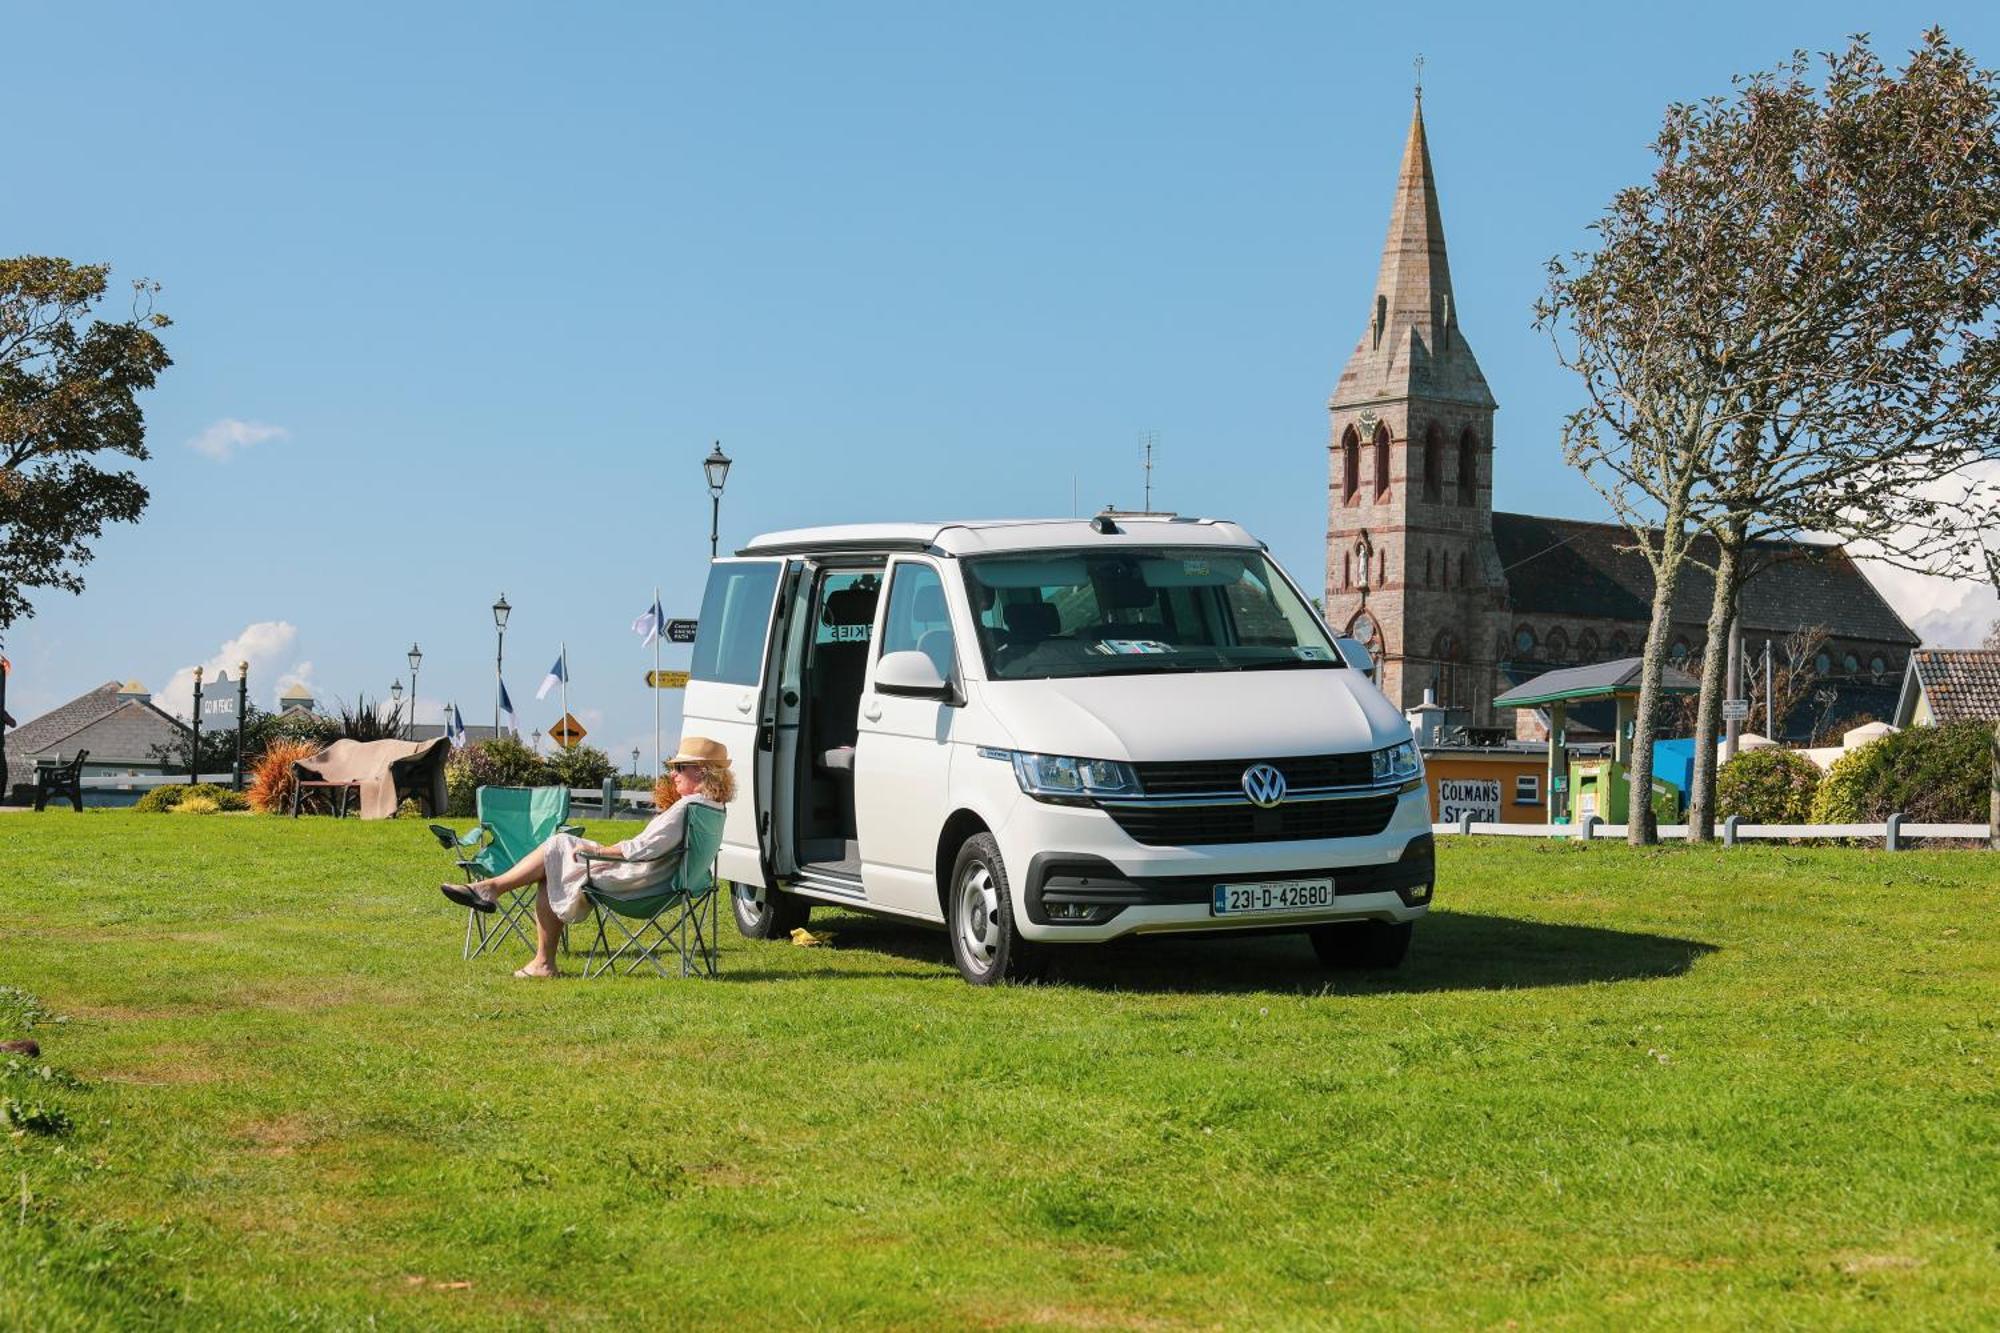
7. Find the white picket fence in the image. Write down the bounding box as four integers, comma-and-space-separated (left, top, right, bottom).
1432, 813, 1992, 849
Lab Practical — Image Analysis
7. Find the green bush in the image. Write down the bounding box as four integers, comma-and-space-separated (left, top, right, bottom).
1716, 748, 1821, 824
443, 736, 556, 816
133, 783, 248, 814
1809, 722, 1993, 824
546, 743, 616, 791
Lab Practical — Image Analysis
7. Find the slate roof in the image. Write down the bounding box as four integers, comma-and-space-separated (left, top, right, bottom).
1492, 513, 1918, 646
4, 680, 190, 792
1900, 649, 2000, 724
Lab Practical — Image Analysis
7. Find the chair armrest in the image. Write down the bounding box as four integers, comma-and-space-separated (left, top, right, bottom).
559, 823, 583, 836
428, 822, 487, 851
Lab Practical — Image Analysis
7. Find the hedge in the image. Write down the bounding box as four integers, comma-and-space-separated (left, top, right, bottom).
1809, 721, 1993, 825
1716, 748, 1821, 824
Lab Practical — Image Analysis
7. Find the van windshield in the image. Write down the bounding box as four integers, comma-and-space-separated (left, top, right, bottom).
962, 548, 1343, 680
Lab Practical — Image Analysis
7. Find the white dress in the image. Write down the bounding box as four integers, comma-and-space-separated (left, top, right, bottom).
539, 796, 723, 923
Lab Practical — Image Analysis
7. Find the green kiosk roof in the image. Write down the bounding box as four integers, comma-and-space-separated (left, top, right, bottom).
1492, 657, 1702, 709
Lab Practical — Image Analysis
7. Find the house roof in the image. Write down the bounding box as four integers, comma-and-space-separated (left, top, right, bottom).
1491, 513, 1919, 646
1493, 657, 1702, 709
1897, 649, 2000, 725
4, 681, 191, 790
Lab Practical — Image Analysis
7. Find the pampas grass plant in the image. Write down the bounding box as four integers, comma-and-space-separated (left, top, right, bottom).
248, 738, 323, 814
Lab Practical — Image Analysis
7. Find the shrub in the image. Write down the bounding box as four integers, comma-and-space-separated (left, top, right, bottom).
248, 738, 324, 814
134, 783, 248, 814
444, 737, 555, 816
1809, 722, 1992, 825
175, 795, 221, 815
1715, 748, 1821, 824
546, 743, 616, 791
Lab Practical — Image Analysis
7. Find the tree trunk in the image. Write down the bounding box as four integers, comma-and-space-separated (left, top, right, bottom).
1686, 529, 1744, 841
1628, 541, 1687, 847
1989, 719, 1998, 852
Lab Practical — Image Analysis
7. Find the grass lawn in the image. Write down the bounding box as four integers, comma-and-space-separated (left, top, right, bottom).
2, 812, 1996, 1329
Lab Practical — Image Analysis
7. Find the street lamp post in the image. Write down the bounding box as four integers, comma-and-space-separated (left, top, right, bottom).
235, 662, 248, 790
492, 595, 510, 733
631, 746, 640, 779
531, 728, 541, 753
704, 442, 732, 560
390, 679, 404, 737
407, 643, 423, 741
190, 666, 204, 784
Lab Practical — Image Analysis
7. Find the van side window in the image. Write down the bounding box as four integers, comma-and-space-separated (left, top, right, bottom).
880, 563, 955, 680
691, 561, 782, 686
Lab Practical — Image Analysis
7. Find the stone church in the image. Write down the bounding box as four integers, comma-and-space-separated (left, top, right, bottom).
1321, 99, 1918, 739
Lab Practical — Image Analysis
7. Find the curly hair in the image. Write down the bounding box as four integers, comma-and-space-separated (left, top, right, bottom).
654, 763, 738, 811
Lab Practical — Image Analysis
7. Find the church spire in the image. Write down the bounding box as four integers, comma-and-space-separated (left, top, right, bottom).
1332, 96, 1493, 411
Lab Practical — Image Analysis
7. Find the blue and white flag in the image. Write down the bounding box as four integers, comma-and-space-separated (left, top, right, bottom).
632, 595, 665, 646
499, 679, 522, 738
536, 651, 568, 700
445, 702, 466, 748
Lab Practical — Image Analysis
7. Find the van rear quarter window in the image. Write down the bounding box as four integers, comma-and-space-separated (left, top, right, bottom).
691, 561, 782, 685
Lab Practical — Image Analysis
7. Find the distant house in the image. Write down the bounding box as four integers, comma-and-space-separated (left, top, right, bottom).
278, 683, 317, 715
410, 722, 504, 745
3, 680, 190, 803
1893, 650, 2000, 727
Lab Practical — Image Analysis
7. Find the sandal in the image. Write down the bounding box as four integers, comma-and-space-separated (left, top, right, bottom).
513, 964, 558, 979
440, 883, 496, 914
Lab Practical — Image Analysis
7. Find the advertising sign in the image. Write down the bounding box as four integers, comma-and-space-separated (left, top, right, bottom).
1437, 776, 1500, 823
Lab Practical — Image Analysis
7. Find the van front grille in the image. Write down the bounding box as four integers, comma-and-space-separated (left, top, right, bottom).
1131, 753, 1375, 797
1101, 792, 1399, 846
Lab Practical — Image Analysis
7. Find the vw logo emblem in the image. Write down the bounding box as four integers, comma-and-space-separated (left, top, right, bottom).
1241, 763, 1287, 808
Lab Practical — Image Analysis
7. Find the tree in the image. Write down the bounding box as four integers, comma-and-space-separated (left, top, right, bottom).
1672, 33, 2000, 840
1983, 617, 2000, 652
1538, 30, 2000, 844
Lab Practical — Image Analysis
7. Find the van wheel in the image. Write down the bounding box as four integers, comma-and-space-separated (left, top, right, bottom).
732, 879, 811, 940
948, 833, 1040, 986
1308, 920, 1413, 970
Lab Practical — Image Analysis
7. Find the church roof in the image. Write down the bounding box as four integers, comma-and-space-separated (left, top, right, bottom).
1491, 513, 1918, 646
1331, 99, 1494, 413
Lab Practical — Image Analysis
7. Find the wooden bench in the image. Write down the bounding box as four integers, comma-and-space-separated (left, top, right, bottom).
33, 751, 88, 812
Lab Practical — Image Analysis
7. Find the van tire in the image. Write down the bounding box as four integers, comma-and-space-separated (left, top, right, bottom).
948, 833, 1041, 986
1307, 920, 1413, 970
732, 879, 811, 940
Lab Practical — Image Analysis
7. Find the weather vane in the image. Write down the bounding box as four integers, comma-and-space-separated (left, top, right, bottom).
1414, 53, 1425, 102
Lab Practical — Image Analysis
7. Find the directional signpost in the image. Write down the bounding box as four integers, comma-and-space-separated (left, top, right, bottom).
646, 670, 690, 689
666, 619, 698, 645
549, 713, 588, 749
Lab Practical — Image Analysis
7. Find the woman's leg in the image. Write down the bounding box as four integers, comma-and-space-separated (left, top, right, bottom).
518, 885, 565, 976
469, 844, 551, 899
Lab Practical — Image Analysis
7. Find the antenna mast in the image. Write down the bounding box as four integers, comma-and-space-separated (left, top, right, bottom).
1141, 431, 1158, 511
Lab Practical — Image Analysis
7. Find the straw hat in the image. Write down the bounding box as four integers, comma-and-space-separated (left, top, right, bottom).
667, 736, 731, 769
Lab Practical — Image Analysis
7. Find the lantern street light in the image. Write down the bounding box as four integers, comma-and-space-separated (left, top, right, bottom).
407, 642, 423, 741
531, 727, 541, 753
390, 678, 404, 730
704, 441, 732, 559
631, 746, 641, 779
492, 595, 510, 733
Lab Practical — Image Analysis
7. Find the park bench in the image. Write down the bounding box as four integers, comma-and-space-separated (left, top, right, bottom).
33, 750, 88, 812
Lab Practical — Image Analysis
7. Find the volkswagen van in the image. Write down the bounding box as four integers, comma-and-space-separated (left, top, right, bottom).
682, 514, 1433, 985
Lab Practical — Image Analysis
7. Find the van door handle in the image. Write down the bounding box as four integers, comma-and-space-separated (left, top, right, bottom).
736, 695, 754, 714
862, 700, 883, 722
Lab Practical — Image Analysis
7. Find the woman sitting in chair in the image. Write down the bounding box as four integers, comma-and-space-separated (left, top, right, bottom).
441, 736, 734, 978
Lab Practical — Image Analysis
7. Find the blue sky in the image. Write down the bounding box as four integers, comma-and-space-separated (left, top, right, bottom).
8, 2, 1998, 762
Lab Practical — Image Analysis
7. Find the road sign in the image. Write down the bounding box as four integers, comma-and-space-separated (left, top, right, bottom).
1722, 698, 1751, 721
548, 713, 587, 749
645, 670, 691, 689
666, 619, 698, 644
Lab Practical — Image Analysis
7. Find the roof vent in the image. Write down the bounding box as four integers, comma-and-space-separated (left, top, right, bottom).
1090, 514, 1121, 535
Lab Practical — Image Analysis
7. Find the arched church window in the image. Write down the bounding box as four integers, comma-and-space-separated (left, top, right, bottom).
1671, 637, 1691, 664
1842, 652, 1859, 675
1423, 424, 1443, 501
1869, 655, 1886, 678
1546, 627, 1570, 662
1514, 624, 1536, 657
1431, 630, 1459, 706
1341, 426, 1360, 502
1813, 651, 1832, 676
1577, 630, 1600, 662
1609, 630, 1630, 657
1373, 424, 1392, 498
1379, 549, 1388, 586
1342, 553, 1351, 589
1457, 429, 1478, 505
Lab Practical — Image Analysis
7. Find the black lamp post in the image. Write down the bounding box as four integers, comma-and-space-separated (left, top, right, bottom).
704, 442, 732, 559
492, 595, 510, 733
407, 642, 423, 741
190, 665, 204, 783
390, 679, 404, 737
631, 746, 641, 779
234, 661, 248, 790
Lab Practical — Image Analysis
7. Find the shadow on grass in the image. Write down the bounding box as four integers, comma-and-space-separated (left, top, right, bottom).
781, 909, 1716, 995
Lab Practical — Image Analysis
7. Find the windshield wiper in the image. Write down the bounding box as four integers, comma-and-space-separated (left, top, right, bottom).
1226, 659, 1339, 671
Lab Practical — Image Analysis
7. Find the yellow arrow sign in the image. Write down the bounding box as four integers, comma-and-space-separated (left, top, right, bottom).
646, 670, 691, 689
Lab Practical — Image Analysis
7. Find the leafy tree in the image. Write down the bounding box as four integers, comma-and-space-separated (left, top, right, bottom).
546, 742, 616, 791
1538, 30, 2000, 844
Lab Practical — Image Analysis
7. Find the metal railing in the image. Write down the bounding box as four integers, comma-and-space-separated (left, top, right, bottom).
1432, 813, 1992, 849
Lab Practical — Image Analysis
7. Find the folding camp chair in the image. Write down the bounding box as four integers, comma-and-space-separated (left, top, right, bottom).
577, 802, 726, 979
430, 786, 583, 960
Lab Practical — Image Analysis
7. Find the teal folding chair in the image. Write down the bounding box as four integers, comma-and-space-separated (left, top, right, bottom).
577, 802, 727, 978
430, 786, 583, 960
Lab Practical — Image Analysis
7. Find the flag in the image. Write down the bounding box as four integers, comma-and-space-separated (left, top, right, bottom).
632, 595, 665, 645
446, 703, 466, 748
536, 651, 567, 700
499, 679, 521, 738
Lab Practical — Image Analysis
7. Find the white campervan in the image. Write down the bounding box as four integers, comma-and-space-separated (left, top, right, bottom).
682, 514, 1434, 985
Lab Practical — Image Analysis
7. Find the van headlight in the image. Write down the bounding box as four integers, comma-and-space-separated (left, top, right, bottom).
1004, 751, 1141, 804
1372, 740, 1422, 786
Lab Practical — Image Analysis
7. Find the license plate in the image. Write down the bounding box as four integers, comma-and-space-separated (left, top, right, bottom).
1210, 877, 1335, 916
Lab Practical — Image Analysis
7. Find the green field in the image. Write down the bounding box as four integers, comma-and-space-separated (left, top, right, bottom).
2, 812, 1996, 1329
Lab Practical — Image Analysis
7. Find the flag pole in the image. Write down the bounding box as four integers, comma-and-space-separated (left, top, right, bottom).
652, 586, 661, 777
560, 641, 569, 748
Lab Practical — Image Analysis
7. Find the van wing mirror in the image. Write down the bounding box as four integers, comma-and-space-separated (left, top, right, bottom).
1334, 636, 1375, 677
874, 650, 951, 698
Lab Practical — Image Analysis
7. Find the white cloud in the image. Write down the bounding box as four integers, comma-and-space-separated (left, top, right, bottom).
1848, 461, 2000, 648
188, 418, 288, 462
158, 621, 306, 720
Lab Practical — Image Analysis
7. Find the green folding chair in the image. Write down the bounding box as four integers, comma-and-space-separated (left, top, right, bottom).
430, 786, 583, 960
577, 802, 727, 979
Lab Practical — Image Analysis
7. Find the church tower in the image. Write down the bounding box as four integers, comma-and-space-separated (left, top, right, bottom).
1324, 95, 1506, 723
